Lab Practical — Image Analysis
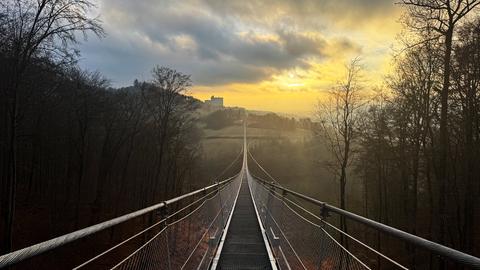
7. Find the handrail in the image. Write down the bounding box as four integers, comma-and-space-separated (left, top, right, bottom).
253, 177, 480, 269
0, 175, 237, 269
261, 178, 407, 269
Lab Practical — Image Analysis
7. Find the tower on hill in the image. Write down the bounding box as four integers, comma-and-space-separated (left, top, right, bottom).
205, 96, 224, 108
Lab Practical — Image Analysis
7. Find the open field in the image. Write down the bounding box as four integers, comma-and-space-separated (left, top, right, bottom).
203, 124, 313, 142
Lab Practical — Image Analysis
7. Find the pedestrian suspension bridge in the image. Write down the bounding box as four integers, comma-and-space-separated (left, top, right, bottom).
1, 127, 480, 269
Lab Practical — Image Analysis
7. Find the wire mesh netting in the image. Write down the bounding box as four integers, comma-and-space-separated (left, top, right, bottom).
111, 229, 171, 270
75, 174, 242, 270
248, 173, 370, 270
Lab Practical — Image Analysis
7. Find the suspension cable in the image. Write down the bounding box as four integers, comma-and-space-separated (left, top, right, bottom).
249, 146, 407, 269
266, 188, 372, 269
167, 175, 237, 222
262, 182, 408, 269
322, 219, 408, 270
72, 217, 167, 269
168, 187, 223, 227
252, 175, 480, 269
109, 172, 242, 269
0, 177, 236, 268
264, 208, 308, 270
110, 226, 168, 270
319, 226, 372, 270
180, 202, 224, 269
247, 149, 280, 184
266, 187, 381, 270
212, 148, 243, 183
282, 188, 406, 269
73, 179, 234, 269
103, 175, 241, 270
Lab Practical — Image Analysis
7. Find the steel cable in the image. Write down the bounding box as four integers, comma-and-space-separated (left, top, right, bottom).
248, 170, 371, 270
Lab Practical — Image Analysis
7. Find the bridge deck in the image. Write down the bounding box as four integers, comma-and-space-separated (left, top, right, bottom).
217, 173, 272, 269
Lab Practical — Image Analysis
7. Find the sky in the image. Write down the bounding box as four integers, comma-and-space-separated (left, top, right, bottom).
78, 0, 403, 116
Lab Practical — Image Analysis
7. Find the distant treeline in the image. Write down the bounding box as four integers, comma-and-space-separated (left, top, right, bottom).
248, 113, 313, 131
201, 108, 245, 130
202, 109, 314, 131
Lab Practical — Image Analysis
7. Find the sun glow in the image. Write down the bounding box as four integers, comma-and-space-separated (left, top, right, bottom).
287, 83, 304, 87
187, 3, 401, 117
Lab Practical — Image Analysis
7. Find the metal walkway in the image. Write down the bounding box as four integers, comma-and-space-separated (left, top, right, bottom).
216, 172, 272, 270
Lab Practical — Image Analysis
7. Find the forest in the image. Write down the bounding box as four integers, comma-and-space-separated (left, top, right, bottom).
0, 1, 244, 267
250, 1, 480, 269
1, 0, 480, 269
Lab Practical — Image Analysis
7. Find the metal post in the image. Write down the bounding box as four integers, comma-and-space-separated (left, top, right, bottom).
159, 204, 171, 270
216, 182, 226, 227
264, 182, 275, 230
320, 202, 329, 220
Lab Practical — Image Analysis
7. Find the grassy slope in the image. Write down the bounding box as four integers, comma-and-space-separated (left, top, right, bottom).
203, 124, 312, 141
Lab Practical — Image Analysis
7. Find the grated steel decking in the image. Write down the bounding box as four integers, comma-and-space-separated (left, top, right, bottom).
217, 174, 273, 270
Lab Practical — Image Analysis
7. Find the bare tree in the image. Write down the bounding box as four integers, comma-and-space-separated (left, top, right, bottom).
0, 0, 103, 252
400, 0, 480, 249
141, 66, 192, 202
388, 40, 441, 267
316, 58, 366, 248
451, 19, 480, 255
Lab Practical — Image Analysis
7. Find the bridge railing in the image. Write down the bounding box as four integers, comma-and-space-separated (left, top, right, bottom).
0, 173, 242, 269
247, 170, 372, 270
249, 173, 480, 270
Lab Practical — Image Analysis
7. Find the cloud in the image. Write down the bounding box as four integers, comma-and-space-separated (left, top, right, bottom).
77, 0, 399, 92
202, 0, 397, 28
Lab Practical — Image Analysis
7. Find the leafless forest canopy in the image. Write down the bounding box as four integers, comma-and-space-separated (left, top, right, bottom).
1, 0, 480, 269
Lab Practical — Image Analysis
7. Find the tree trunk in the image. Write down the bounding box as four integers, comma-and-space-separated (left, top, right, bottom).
438, 27, 453, 252
463, 85, 475, 254
4, 98, 17, 254
3, 71, 19, 253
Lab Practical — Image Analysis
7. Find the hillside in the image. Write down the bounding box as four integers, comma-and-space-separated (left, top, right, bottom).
203, 124, 312, 141
199, 108, 314, 162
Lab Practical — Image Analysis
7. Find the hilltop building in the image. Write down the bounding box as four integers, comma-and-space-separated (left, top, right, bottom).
205, 96, 224, 108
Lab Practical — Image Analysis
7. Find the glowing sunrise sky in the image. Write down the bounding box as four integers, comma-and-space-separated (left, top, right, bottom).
79, 0, 403, 116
